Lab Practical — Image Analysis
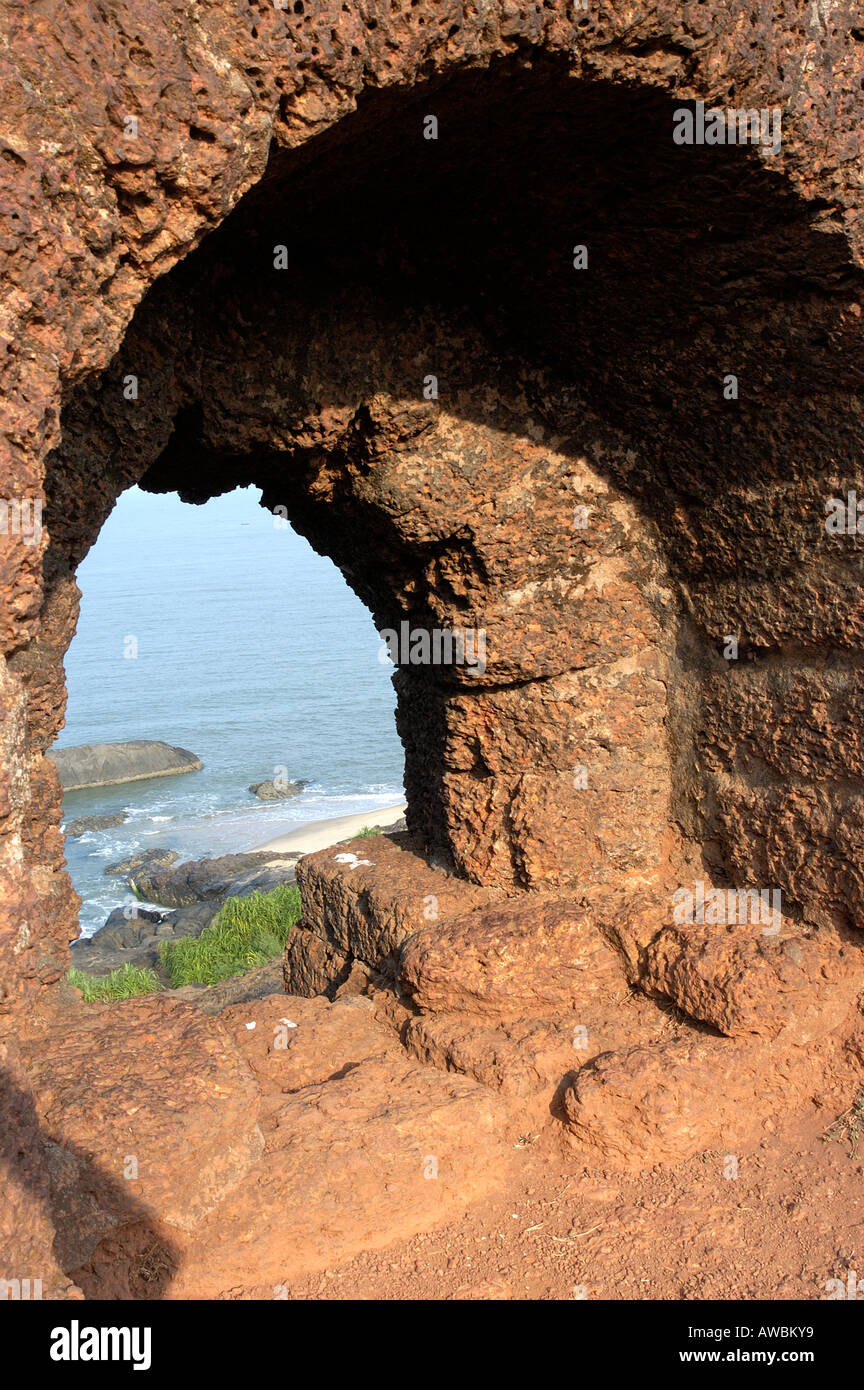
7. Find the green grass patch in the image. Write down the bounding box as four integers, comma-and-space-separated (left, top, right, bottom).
68, 963, 164, 1003
356, 825, 381, 838
159, 883, 302, 987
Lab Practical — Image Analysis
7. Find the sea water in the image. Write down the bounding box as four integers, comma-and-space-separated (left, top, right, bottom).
58, 485, 404, 936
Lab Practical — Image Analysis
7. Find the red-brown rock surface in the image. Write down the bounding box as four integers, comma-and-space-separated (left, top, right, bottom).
26, 989, 519, 1298
292, 832, 503, 980
2, 0, 864, 1297
19, 999, 264, 1237
561, 1018, 862, 1170
398, 897, 624, 1018
641, 919, 863, 1043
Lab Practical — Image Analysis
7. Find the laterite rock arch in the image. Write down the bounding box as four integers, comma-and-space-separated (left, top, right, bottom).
2, 0, 864, 1297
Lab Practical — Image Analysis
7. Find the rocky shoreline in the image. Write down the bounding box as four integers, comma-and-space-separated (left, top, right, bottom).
70, 814, 408, 983
69, 848, 302, 981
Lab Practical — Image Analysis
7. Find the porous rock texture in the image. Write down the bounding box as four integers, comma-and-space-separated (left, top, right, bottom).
2, 0, 864, 1296
398, 896, 624, 1018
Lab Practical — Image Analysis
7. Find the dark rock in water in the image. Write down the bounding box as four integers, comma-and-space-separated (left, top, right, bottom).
92, 906, 164, 950
51, 739, 203, 791
248, 779, 303, 800
65, 812, 128, 837
130, 850, 299, 908
226, 861, 301, 900
104, 848, 178, 878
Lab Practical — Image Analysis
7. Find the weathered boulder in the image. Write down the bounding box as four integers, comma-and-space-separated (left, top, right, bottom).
561, 1023, 856, 1169
18, 998, 265, 1255
130, 851, 299, 908
398, 897, 625, 1019
168, 994, 519, 1298
69, 899, 223, 977
293, 832, 502, 979
283, 928, 373, 1000
161, 900, 222, 939
64, 812, 127, 837
640, 919, 863, 1044
68, 907, 166, 975
68, 937, 165, 979
87, 906, 164, 951
170, 958, 285, 1014
104, 848, 178, 878
51, 741, 202, 790
248, 779, 303, 800
401, 983, 675, 1103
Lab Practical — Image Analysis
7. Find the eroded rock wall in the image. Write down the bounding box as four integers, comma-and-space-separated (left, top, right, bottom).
2, 0, 864, 1293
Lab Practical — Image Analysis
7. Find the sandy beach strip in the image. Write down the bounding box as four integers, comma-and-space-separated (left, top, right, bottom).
252, 802, 407, 854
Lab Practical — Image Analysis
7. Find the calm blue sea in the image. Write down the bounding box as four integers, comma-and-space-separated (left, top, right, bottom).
58, 486, 404, 937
